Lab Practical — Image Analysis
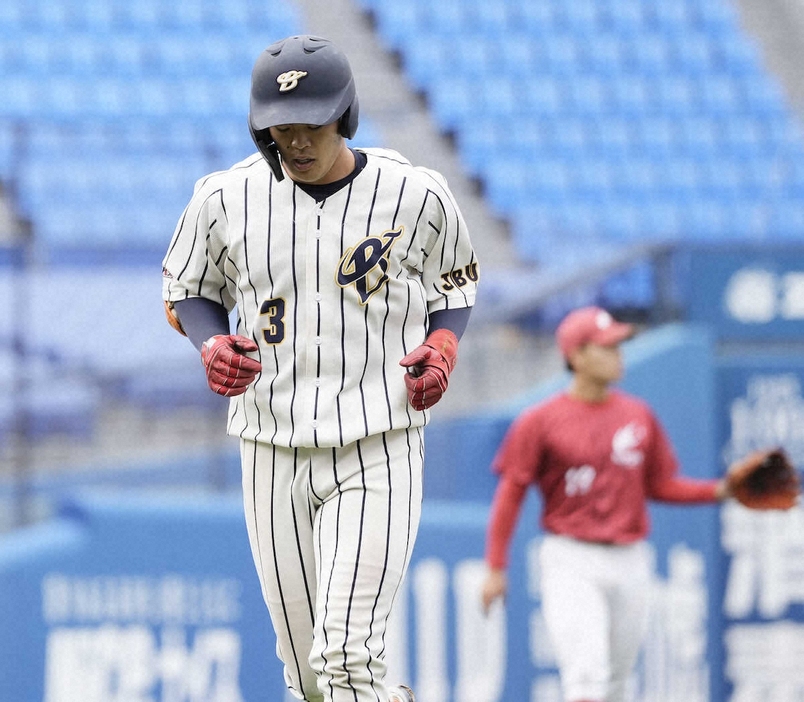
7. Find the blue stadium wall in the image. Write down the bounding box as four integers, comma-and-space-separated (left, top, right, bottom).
3, 315, 802, 702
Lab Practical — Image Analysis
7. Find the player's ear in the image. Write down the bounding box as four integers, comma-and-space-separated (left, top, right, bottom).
566, 347, 584, 374
249, 125, 284, 181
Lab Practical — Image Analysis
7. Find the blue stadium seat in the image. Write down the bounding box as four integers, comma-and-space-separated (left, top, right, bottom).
417, 0, 466, 33
681, 197, 730, 238
693, 0, 739, 36
675, 116, 720, 157
559, 202, 605, 239
768, 200, 804, 238
456, 119, 505, 177
610, 75, 651, 116
698, 157, 747, 203
53, 37, 103, 76
766, 116, 804, 151
112, 0, 163, 29
480, 80, 519, 117
696, 75, 742, 115
23, 1, 73, 33
538, 34, 583, 76
639, 199, 684, 240
497, 37, 537, 77
556, 0, 599, 34
34, 202, 92, 245
517, 1, 558, 34
571, 157, 614, 202
13, 34, 53, 76
0, 3, 26, 36
564, 75, 610, 116
521, 76, 566, 117
611, 157, 660, 203
657, 156, 702, 198
466, 0, 514, 36
740, 75, 786, 116
626, 34, 671, 75
0, 122, 17, 178
647, 1, 694, 35
719, 116, 767, 157
583, 35, 626, 75
371, 2, 420, 50
482, 159, 531, 215
597, 200, 644, 242
551, 119, 591, 157
672, 33, 714, 75
632, 117, 675, 158
521, 159, 573, 207
158, 0, 209, 31
651, 76, 698, 117
714, 33, 762, 76
506, 115, 555, 158
426, 77, 475, 131
449, 36, 497, 80
598, 0, 646, 36
585, 116, 631, 158
74, 0, 116, 31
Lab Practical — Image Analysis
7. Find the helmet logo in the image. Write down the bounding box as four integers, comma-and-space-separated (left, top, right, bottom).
277, 70, 308, 92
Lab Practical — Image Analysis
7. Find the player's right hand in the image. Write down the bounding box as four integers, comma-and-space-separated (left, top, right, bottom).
481, 568, 508, 615
201, 335, 262, 397
399, 328, 459, 411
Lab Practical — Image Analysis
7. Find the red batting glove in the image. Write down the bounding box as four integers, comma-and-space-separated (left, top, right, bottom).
399, 328, 459, 411
201, 335, 262, 397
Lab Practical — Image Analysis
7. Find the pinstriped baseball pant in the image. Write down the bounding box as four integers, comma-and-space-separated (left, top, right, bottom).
241, 427, 424, 702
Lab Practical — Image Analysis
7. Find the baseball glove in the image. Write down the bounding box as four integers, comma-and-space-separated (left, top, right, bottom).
726, 448, 800, 510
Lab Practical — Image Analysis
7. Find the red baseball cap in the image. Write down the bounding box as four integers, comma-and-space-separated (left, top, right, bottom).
556, 306, 635, 359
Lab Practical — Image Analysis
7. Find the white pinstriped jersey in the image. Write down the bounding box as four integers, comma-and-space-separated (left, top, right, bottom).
162, 148, 478, 448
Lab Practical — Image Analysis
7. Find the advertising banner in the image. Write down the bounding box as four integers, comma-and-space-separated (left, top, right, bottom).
716, 359, 804, 702
0, 493, 722, 702
685, 245, 804, 341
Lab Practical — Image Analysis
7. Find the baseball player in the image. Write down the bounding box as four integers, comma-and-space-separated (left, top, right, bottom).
161, 35, 478, 702
480, 306, 730, 702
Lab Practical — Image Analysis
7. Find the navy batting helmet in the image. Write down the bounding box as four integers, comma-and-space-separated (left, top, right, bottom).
249, 35, 359, 179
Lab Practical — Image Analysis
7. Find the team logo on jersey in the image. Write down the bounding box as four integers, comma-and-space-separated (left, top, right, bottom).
611, 422, 646, 467
336, 227, 404, 304
276, 70, 308, 92
565, 465, 596, 496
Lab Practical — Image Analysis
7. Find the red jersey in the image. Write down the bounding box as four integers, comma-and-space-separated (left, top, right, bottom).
486, 390, 719, 568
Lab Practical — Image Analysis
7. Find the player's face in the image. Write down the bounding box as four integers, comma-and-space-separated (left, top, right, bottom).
572, 342, 624, 384
269, 122, 354, 185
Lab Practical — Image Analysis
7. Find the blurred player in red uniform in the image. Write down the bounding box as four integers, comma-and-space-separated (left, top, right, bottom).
481, 306, 730, 702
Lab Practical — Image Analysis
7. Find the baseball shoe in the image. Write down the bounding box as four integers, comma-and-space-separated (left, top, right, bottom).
388, 684, 415, 702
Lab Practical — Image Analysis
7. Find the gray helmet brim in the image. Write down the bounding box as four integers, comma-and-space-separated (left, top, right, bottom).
250, 87, 355, 131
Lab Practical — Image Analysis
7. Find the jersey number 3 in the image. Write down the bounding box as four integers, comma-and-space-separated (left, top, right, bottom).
259, 298, 286, 344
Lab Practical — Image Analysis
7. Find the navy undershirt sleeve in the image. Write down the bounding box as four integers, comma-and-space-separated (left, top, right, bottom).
429, 307, 472, 340
172, 297, 230, 351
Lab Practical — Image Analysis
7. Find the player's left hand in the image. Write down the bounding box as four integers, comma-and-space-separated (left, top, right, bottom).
201, 334, 262, 397
399, 329, 458, 411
